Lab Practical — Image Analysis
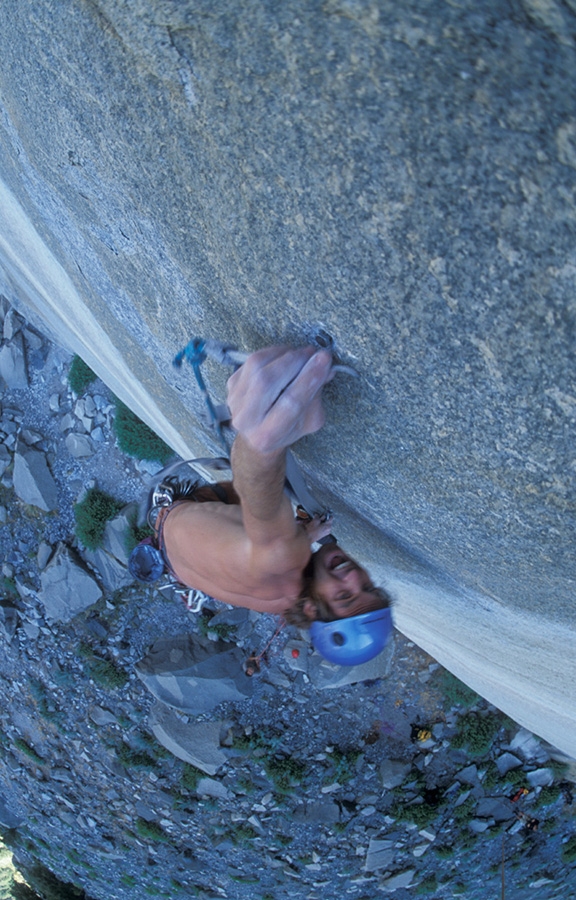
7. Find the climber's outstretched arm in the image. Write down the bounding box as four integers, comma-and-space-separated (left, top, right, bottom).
227, 345, 333, 551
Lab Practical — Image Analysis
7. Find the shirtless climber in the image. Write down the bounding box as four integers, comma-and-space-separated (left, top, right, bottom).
141, 345, 393, 664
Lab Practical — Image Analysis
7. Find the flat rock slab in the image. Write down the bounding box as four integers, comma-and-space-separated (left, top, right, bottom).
148, 702, 228, 775
284, 633, 395, 688
364, 838, 396, 872
379, 759, 412, 790
39, 544, 103, 623
496, 752, 523, 775
82, 547, 132, 593
475, 797, 515, 822
0, 333, 27, 388
380, 869, 416, 892
135, 633, 254, 714
13, 447, 58, 511
292, 800, 340, 825
0, 792, 25, 829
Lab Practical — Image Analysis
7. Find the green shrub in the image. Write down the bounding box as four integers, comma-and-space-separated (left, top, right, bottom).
197, 613, 237, 641
13, 737, 44, 765
181, 763, 204, 791
13, 864, 84, 900
505, 767, 526, 786
438, 670, 479, 708
328, 746, 361, 784
230, 825, 257, 847
417, 873, 438, 895
125, 515, 154, 555
68, 355, 97, 394
452, 711, 501, 756
135, 818, 168, 843
562, 835, 576, 863
113, 399, 173, 464
265, 755, 306, 794
88, 657, 129, 690
0, 575, 18, 600
535, 784, 561, 808
117, 744, 157, 770
453, 795, 476, 822
74, 486, 122, 550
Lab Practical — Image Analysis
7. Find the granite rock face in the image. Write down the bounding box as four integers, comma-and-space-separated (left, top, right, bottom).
0, 2, 575, 750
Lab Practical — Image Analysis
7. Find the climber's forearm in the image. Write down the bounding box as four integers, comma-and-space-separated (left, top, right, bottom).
231, 435, 296, 546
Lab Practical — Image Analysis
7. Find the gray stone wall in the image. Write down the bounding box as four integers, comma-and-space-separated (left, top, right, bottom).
0, 1, 575, 749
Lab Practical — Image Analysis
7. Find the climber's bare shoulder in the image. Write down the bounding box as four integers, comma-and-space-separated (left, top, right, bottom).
162, 500, 310, 614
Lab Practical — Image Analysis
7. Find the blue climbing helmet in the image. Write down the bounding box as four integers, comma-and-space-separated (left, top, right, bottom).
309, 607, 393, 666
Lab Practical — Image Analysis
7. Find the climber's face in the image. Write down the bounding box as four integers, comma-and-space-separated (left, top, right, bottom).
306, 544, 389, 621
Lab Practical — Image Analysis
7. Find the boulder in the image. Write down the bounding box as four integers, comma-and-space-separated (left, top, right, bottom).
102, 505, 138, 565
285, 631, 395, 689
135, 633, 254, 714
380, 870, 416, 893
39, 543, 103, 622
65, 432, 93, 458
509, 729, 550, 763
364, 838, 395, 872
0, 444, 10, 477
196, 778, 231, 801
475, 797, 515, 822
292, 800, 340, 826
13, 447, 58, 511
526, 767, 554, 788
379, 759, 411, 790
82, 547, 132, 592
148, 702, 228, 775
0, 604, 18, 641
496, 752, 523, 775
0, 333, 27, 388
0, 793, 25, 829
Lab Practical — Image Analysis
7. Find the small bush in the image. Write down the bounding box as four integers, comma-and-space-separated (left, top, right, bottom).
197, 613, 237, 641
88, 657, 129, 690
125, 515, 154, 555
230, 824, 257, 847
74, 487, 123, 550
68, 355, 97, 394
452, 711, 501, 757
13, 738, 44, 765
535, 784, 561, 808
328, 746, 361, 784
453, 795, 476, 822
135, 818, 168, 843
438, 670, 479, 708
265, 755, 306, 794
417, 873, 438, 895
562, 835, 576, 863
182, 763, 204, 792
113, 399, 173, 464
0, 575, 18, 600
117, 745, 157, 770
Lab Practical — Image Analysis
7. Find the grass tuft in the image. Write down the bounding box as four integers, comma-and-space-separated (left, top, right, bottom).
113, 399, 173, 464
68, 355, 97, 394
74, 487, 123, 550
